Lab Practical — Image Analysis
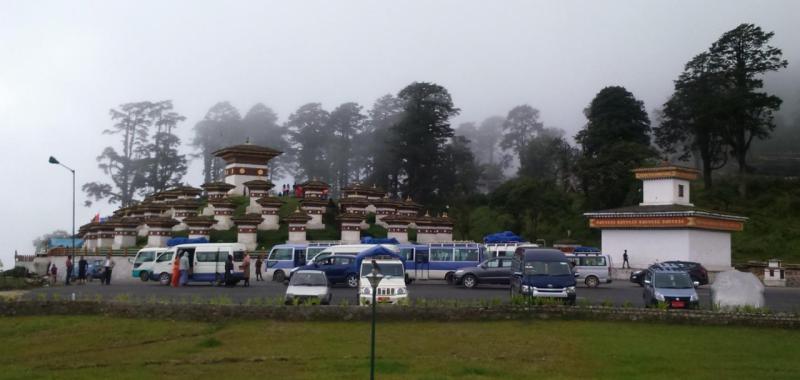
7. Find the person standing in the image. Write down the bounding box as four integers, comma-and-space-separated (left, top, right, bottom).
622, 250, 630, 269
65, 256, 73, 286
224, 254, 234, 287
179, 252, 190, 286
255, 255, 263, 281
49, 263, 58, 286
240, 253, 251, 287
171, 253, 181, 287
77, 256, 87, 285
103, 254, 115, 285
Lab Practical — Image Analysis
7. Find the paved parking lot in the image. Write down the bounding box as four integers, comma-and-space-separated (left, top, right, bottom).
21, 278, 800, 312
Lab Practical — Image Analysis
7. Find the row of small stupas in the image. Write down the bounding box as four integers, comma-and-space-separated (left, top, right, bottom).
76, 143, 453, 251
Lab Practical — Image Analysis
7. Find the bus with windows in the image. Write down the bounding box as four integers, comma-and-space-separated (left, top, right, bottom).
404, 242, 484, 283
264, 241, 339, 283
151, 243, 247, 286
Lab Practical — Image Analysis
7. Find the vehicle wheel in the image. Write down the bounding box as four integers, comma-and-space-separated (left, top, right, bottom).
346, 274, 359, 288
585, 276, 599, 288
139, 271, 150, 282
405, 274, 412, 285
462, 274, 477, 289
445, 272, 454, 284
159, 272, 171, 286
274, 271, 285, 283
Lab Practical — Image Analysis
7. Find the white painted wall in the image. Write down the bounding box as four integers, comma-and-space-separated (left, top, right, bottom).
601, 229, 731, 270
601, 229, 691, 268
288, 229, 306, 243
641, 178, 691, 205
237, 233, 258, 250
688, 229, 731, 270
32, 256, 136, 283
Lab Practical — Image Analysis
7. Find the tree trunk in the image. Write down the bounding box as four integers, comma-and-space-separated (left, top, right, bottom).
699, 147, 713, 189
737, 153, 747, 198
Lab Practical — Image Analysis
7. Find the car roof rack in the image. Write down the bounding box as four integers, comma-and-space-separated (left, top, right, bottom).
428, 241, 481, 248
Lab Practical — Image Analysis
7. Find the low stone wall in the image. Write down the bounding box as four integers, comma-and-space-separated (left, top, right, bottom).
740, 263, 800, 287
1, 300, 797, 329
28, 257, 136, 284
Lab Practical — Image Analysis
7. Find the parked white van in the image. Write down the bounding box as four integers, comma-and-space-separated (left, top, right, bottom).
130, 247, 167, 282
565, 251, 613, 288
151, 243, 248, 286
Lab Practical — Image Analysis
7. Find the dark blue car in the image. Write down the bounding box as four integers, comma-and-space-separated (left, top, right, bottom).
510, 248, 577, 304
291, 254, 359, 288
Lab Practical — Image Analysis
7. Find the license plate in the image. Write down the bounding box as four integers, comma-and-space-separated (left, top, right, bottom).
377, 297, 390, 303
671, 300, 685, 308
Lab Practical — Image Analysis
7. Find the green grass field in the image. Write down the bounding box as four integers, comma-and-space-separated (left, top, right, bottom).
1, 316, 799, 379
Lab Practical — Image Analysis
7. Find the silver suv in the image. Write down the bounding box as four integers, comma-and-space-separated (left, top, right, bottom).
643, 267, 699, 309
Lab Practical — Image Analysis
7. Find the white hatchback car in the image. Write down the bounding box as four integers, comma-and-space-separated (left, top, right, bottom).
285, 270, 332, 305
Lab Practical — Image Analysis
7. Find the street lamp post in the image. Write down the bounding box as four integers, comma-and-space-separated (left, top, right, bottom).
48, 156, 75, 258
365, 260, 384, 380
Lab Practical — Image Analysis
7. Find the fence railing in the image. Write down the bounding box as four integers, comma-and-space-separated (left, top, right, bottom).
42, 247, 272, 258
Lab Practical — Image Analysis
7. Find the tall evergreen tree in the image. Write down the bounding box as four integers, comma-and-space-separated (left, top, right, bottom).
141, 101, 187, 194
191, 102, 242, 183
576, 86, 655, 209
84, 101, 186, 206
365, 94, 405, 194
656, 52, 729, 189
500, 105, 544, 167
393, 82, 460, 204
327, 102, 365, 194
287, 103, 332, 182
708, 23, 787, 196
241, 103, 291, 179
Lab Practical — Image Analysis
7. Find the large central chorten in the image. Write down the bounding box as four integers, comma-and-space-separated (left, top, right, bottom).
213, 142, 282, 196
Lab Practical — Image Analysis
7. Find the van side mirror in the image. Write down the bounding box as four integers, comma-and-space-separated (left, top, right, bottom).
693, 281, 700, 287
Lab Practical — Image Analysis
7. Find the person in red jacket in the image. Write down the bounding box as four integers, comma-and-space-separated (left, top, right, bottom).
171, 253, 181, 287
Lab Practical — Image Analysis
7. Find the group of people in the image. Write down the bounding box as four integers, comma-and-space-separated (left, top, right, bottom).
169, 252, 265, 287
47, 254, 116, 286
277, 183, 330, 199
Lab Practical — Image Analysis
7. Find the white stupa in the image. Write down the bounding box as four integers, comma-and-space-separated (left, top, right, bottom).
584, 163, 748, 271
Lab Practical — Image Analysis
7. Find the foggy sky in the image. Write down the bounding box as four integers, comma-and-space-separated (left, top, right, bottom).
1, 0, 798, 266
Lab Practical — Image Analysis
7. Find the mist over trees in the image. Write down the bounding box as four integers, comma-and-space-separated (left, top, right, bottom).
656, 23, 788, 194
76, 23, 794, 248
83, 100, 187, 207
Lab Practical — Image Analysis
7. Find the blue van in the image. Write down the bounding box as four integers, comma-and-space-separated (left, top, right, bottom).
293, 254, 360, 287
510, 247, 577, 305
264, 242, 338, 282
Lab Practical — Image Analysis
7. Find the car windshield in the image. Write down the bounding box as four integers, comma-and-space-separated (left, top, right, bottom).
524, 261, 572, 276
654, 272, 693, 288
289, 272, 327, 286
360, 262, 405, 278
134, 251, 156, 264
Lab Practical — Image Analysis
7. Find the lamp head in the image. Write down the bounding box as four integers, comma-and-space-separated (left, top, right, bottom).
366, 259, 384, 288
48, 156, 60, 164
